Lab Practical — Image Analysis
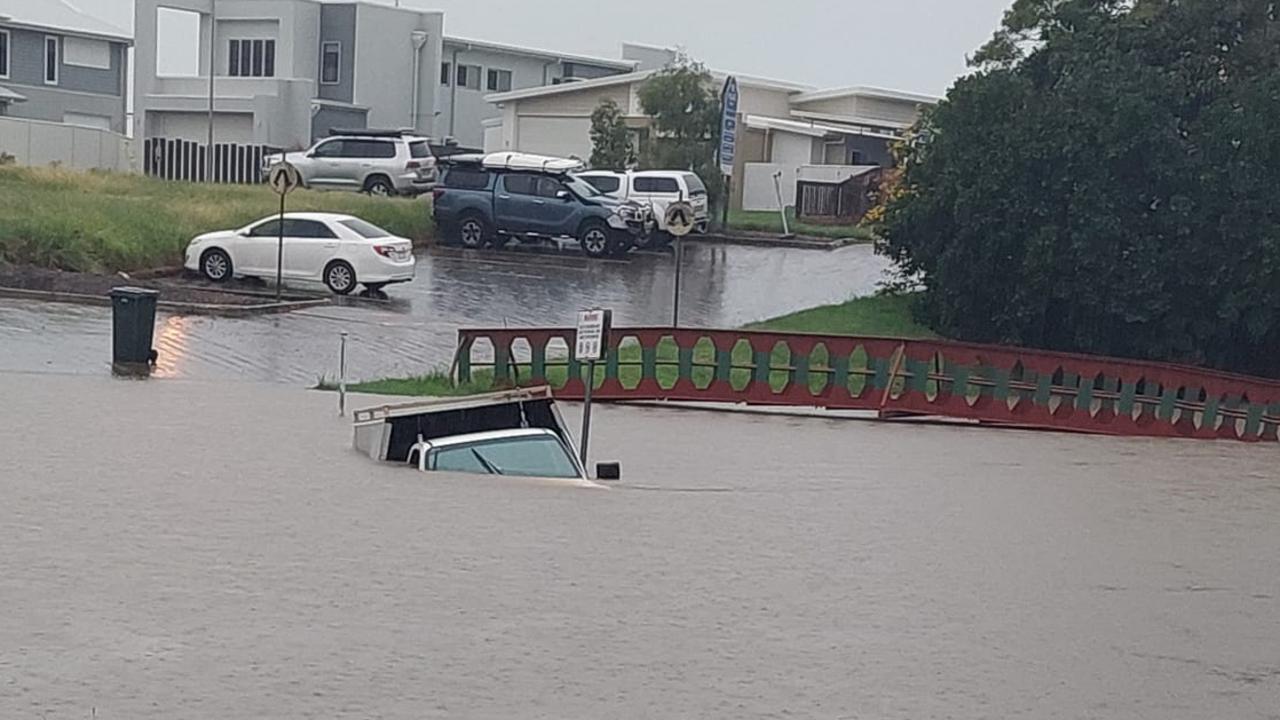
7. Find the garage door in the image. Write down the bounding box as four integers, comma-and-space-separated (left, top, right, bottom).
516, 117, 592, 160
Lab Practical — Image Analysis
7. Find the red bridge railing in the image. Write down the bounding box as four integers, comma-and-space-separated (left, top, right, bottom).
454, 327, 1280, 442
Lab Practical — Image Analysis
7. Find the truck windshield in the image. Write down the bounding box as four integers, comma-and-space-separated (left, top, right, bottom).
432, 435, 581, 479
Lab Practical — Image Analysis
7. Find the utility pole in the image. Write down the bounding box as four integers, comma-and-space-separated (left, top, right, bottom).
206, 0, 217, 182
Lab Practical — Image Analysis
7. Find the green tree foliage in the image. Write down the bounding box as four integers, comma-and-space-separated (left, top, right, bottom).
588, 99, 635, 170
880, 0, 1280, 377
637, 54, 724, 202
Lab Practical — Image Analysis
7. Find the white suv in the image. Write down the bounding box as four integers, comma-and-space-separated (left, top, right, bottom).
577, 170, 710, 245
264, 130, 438, 197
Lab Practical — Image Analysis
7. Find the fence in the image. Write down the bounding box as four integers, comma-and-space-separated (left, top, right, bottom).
795, 169, 882, 223
454, 327, 1280, 443
143, 137, 279, 184
0, 116, 134, 171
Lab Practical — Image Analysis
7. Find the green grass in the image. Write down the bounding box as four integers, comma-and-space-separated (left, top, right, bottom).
0, 166, 433, 273
338, 293, 935, 398
727, 208, 875, 242
747, 292, 935, 338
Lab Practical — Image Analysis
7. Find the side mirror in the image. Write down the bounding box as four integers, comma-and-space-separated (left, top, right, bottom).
595, 462, 621, 481
556, 189, 571, 201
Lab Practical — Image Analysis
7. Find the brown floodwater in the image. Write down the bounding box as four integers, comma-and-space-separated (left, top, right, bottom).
1, 374, 1277, 719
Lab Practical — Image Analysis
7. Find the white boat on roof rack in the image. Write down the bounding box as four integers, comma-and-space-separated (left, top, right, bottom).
481, 152, 584, 174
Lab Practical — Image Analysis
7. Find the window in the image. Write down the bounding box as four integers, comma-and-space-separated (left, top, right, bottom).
44, 36, 59, 85
440, 62, 451, 86
430, 436, 580, 479
535, 176, 566, 199
409, 141, 432, 159
340, 219, 392, 239
248, 219, 283, 237
633, 176, 681, 194
282, 220, 338, 239
63, 37, 111, 69
486, 68, 512, 92
503, 174, 537, 196
581, 175, 620, 194
342, 139, 396, 159
0, 30, 11, 79
320, 41, 341, 85
311, 139, 344, 158
443, 167, 490, 190
228, 38, 275, 78
456, 64, 481, 90
682, 173, 708, 196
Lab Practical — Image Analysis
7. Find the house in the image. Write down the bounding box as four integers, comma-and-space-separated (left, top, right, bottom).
134, 0, 445, 152
0, 0, 132, 133
484, 44, 939, 211
437, 36, 633, 150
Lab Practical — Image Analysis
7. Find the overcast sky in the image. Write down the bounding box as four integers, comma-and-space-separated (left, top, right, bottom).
75, 0, 1012, 96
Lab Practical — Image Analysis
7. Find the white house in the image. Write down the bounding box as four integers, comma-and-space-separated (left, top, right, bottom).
485, 44, 939, 211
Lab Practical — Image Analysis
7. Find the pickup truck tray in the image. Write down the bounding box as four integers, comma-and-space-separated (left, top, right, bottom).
352, 386, 575, 463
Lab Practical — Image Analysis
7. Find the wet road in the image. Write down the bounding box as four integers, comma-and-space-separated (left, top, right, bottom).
0, 243, 890, 383
2, 373, 1278, 719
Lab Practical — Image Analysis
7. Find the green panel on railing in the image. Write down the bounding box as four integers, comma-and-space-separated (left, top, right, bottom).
678, 345, 693, 383
494, 344, 511, 383
870, 356, 891, 390
950, 362, 972, 401
457, 341, 472, 383
1158, 387, 1178, 422
990, 366, 1011, 402
794, 352, 811, 390
754, 350, 771, 384
642, 345, 657, 381
1244, 403, 1264, 438
531, 343, 547, 383
1118, 381, 1137, 415
716, 349, 732, 382
1035, 374, 1053, 406
905, 357, 930, 394
832, 353, 851, 391
604, 344, 620, 380
1201, 395, 1220, 431
1075, 376, 1094, 412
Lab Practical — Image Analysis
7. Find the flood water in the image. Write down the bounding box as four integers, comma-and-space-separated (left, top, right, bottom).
0, 243, 890, 383
1, 374, 1277, 719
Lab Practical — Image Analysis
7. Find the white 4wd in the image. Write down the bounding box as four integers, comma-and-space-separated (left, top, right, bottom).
577, 170, 710, 245
264, 129, 438, 197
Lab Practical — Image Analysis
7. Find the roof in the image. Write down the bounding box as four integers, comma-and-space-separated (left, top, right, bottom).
444, 35, 636, 71
0, 85, 27, 103
744, 114, 902, 141
425, 427, 563, 449
0, 0, 131, 42
485, 68, 812, 105
791, 85, 942, 106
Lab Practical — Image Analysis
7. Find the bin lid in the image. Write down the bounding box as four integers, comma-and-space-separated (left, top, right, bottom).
109, 286, 160, 298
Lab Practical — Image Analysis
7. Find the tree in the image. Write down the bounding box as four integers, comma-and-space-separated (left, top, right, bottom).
637, 54, 724, 204
880, 0, 1280, 377
589, 99, 635, 170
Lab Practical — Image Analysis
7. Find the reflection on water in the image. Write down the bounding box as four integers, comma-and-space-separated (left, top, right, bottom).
0, 243, 892, 383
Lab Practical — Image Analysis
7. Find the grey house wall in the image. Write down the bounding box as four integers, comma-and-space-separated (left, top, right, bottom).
311, 105, 367, 141
317, 4, 355, 104
0, 26, 129, 134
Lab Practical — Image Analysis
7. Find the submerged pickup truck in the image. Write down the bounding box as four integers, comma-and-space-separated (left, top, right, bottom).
431, 152, 655, 257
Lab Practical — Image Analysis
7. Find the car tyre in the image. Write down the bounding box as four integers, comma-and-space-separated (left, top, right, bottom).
364, 175, 394, 197
457, 214, 490, 249
200, 248, 233, 283
578, 221, 612, 258
324, 260, 357, 295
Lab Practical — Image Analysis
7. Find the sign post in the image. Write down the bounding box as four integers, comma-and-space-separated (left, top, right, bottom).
266, 161, 301, 301
664, 198, 696, 328
575, 308, 612, 468
718, 76, 739, 230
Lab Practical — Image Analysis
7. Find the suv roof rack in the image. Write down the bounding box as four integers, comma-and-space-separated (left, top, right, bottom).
328, 127, 421, 138
481, 152, 584, 174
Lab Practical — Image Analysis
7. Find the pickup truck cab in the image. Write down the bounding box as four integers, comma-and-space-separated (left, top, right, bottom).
432, 152, 654, 257
577, 170, 710, 245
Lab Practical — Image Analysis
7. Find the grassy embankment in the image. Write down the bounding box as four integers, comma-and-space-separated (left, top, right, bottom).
0, 166, 432, 273
330, 293, 936, 397
726, 208, 875, 242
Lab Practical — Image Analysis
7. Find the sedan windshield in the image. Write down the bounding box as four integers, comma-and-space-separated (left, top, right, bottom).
432, 435, 581, 479
340, 218, 392, 239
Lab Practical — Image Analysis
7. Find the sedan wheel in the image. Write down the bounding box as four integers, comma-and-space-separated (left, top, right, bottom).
201, 248, 232, 282
324, 261, 357, 295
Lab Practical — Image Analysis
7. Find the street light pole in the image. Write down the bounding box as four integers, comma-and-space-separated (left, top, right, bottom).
206, 0, 216, 182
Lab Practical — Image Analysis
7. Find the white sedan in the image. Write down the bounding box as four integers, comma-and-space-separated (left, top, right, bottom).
184, 212, 416, 294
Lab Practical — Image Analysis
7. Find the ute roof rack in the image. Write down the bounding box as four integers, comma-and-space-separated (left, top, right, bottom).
328, 127, 422, 138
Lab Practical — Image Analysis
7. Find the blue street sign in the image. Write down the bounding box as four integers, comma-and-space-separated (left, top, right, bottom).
719, 76, 739, 177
